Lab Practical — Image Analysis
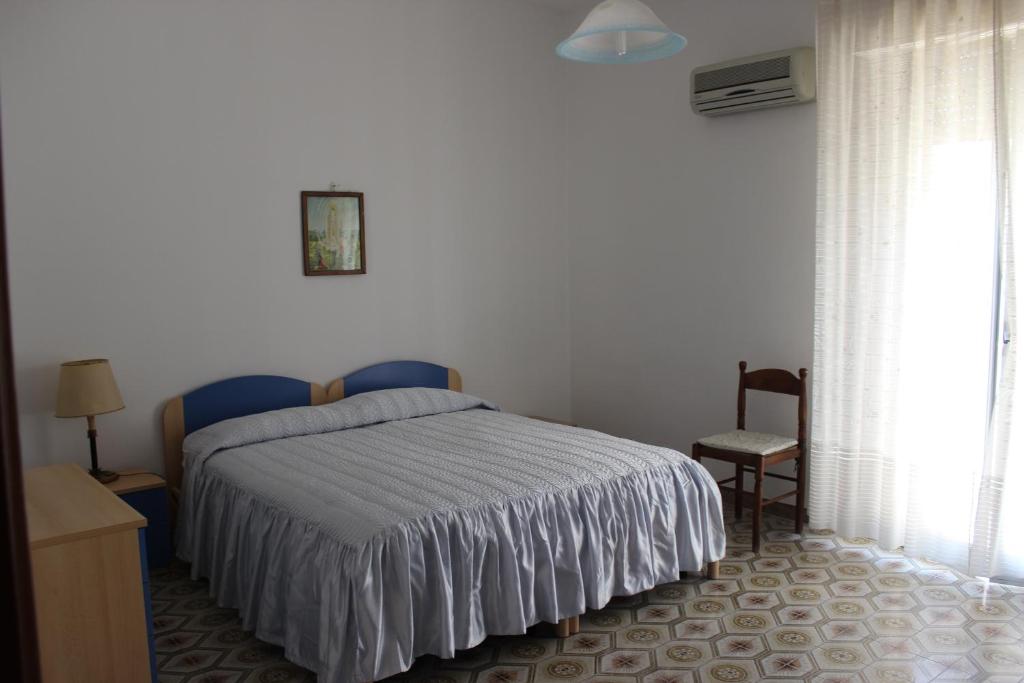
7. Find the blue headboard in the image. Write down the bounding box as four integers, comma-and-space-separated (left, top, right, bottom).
327, 360, 462, 401
163, 375, 327, 496
162, 362, 461, 498
181, 375, 318, 435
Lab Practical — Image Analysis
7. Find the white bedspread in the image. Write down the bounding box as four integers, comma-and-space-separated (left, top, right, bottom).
177, 388, 725, 683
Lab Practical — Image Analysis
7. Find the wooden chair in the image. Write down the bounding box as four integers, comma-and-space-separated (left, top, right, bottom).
692, 361, 808, 552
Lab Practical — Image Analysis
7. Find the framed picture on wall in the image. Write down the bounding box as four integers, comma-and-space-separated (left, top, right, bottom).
301, 191, 366, 276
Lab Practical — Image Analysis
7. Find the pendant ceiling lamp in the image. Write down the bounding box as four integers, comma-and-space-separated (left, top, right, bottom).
556, 0, 686, 64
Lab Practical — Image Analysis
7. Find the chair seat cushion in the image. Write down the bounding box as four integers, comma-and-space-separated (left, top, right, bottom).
697, 430, 798, 456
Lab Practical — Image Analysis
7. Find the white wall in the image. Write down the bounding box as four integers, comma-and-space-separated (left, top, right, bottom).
565, 0, 817, 493
0, 0, 572, 471
2, 0, 817, 484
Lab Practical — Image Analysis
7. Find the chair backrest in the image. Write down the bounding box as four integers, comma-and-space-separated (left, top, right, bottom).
737, 361, 809, 446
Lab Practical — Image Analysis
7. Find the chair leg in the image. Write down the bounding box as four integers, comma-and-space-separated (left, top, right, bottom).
734, 463, 744, 520
795, 451, 807, 535
752, 461, 764, 554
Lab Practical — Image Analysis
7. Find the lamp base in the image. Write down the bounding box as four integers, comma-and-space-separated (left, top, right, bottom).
89, 468, 120, 484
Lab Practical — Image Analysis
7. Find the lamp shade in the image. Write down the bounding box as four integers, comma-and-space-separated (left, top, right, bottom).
556, 0, 686, 64
55, 359, 125, 418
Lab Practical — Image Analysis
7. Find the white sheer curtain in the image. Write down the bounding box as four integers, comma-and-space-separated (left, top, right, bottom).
812, 0, 1024, 580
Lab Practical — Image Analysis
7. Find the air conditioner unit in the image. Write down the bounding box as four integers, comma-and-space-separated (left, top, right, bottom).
691, 47, 815, 117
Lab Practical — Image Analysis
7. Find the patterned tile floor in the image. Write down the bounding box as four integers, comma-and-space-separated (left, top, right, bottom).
152, 512, 1024, 683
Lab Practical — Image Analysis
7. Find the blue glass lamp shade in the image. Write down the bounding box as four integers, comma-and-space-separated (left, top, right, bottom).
556, 0, 686, 64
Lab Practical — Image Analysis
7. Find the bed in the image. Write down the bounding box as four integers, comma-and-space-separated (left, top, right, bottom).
164, 361, 726, 683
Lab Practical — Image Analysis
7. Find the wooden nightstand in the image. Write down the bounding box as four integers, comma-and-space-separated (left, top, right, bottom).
105, 469, 172, 569
25, 463, 157, 682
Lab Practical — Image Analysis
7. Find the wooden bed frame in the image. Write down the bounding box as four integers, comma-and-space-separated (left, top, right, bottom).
161, 359, 717, 646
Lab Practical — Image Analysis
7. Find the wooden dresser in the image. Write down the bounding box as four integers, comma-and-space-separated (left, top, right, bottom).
25, 463, 157, 683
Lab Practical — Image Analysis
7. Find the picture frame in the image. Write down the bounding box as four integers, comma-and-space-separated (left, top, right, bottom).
301, 191, 366, 276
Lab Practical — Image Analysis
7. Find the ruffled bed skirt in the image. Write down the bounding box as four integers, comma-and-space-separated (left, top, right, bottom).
180, 461, 724, 683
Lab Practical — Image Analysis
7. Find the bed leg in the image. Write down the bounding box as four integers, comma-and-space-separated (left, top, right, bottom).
569, 615, 580, 634
556, 617, 572, 638
706, 560, 720, 580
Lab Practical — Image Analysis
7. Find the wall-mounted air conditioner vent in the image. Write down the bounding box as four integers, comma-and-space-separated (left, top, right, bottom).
691, 47, 815, 117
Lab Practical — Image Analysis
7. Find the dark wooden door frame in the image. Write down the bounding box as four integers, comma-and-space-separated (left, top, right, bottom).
0, 90, 42, 681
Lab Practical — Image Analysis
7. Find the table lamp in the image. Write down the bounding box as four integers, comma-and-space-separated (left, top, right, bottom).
55, 358, 125, 483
